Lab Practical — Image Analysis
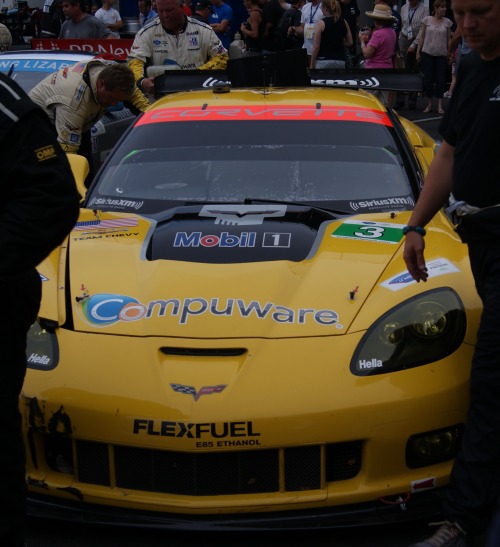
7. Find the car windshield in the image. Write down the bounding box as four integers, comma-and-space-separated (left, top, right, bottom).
88, 119, 415, 215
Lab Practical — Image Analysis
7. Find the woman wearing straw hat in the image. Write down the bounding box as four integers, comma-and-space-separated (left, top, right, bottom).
359, 3, 396, 69
358, 3, 396, 105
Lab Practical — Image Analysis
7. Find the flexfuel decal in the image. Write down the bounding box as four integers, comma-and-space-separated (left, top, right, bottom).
76, 293, 340, 327
332, 220, 406, 244
381, 258, 461, 291
133, 419, 262, 447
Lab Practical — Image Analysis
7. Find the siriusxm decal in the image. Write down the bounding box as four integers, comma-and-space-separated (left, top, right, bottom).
350, 197, 414, 211
77, 293, 340, 327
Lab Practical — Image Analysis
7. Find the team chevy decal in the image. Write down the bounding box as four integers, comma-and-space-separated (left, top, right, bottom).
136, 105, 392, 126
76, 293, 340, 327
332, 220, 406, 244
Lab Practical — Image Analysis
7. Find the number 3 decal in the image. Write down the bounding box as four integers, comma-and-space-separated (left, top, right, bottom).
353, 226, 385, 239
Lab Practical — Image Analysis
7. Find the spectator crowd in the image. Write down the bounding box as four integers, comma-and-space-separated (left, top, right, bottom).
28, 0, 468, 112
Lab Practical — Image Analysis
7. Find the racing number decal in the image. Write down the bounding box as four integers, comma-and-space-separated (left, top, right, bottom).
353, 225, 385, 239
332, 221, 405, 244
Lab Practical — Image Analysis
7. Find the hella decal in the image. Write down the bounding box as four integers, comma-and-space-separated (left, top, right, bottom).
77, 293, 340, 327
27, 353, 51, 366
133, 419, 261, 439
170, 383, 227, 401
358, 358, 383, 370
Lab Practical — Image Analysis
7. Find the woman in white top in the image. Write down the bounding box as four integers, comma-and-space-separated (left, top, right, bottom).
416, 0, 452, 114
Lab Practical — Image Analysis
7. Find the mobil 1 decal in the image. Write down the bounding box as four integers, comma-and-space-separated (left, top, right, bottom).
331, 220, 405, 244
155, 220, 317, 263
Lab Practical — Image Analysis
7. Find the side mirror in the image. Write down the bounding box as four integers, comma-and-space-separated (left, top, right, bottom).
66, 153, 89, 200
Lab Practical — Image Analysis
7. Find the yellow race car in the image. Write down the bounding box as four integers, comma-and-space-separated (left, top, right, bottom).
22, 60, 480, 530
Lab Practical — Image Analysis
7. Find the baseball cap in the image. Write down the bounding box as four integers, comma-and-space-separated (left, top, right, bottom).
195, 0, 212, 10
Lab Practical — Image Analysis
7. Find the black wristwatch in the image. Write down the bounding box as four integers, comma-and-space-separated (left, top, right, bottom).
402, 225, 426, 236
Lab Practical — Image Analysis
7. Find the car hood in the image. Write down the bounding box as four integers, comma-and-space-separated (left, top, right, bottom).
53, 207, 414, 338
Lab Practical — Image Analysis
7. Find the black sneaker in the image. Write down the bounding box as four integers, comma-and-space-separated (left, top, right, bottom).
410, 521, 468, 547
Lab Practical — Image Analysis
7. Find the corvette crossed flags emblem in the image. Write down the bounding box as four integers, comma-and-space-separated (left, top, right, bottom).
170, 383, 228, 401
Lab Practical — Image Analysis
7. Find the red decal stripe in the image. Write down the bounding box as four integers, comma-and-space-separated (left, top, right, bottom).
136, 105, 392, 126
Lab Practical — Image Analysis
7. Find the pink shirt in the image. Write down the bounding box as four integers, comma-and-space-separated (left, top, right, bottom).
365, 27, 396, 69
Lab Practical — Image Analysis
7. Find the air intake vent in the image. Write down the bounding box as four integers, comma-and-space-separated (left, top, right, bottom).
160, 347, 247, 357
73, 439, 363, 495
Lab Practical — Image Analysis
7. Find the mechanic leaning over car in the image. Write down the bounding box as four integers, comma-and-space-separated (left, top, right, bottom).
403, 1, 500, 546
0, 73, 80, 547
128, 0, 228, 99
28, 60, 150, 155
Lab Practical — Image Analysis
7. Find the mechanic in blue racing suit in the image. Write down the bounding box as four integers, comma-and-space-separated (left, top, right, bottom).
0, 72, 80, 547
128, 0, 228, 99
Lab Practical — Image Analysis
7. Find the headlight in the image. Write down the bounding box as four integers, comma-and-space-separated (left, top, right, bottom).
351, 288, 466, 376
26, 319, 59, 371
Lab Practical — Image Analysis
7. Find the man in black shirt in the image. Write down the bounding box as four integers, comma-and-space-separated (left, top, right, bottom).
404, 1, 500, 546
0, 73, 80, 547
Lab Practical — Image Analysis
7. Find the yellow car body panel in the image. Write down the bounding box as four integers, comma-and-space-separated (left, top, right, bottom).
22, 82, 481, 529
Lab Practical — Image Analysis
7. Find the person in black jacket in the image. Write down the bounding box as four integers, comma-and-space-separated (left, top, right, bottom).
404, 1, 500, 545
0, 73, 80, 547
40, 0, 65, 37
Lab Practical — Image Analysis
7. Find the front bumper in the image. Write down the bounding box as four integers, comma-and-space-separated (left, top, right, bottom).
27, 488, 445, 531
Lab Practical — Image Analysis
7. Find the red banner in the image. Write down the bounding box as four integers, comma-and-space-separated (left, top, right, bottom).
31, 38, 134, 60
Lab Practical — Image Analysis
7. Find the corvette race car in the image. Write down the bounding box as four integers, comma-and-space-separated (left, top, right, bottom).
0, 50, 134, 172
22, 55, 481, 530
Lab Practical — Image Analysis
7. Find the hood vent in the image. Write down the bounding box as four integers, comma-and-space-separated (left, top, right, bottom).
160, 347, 247, 357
